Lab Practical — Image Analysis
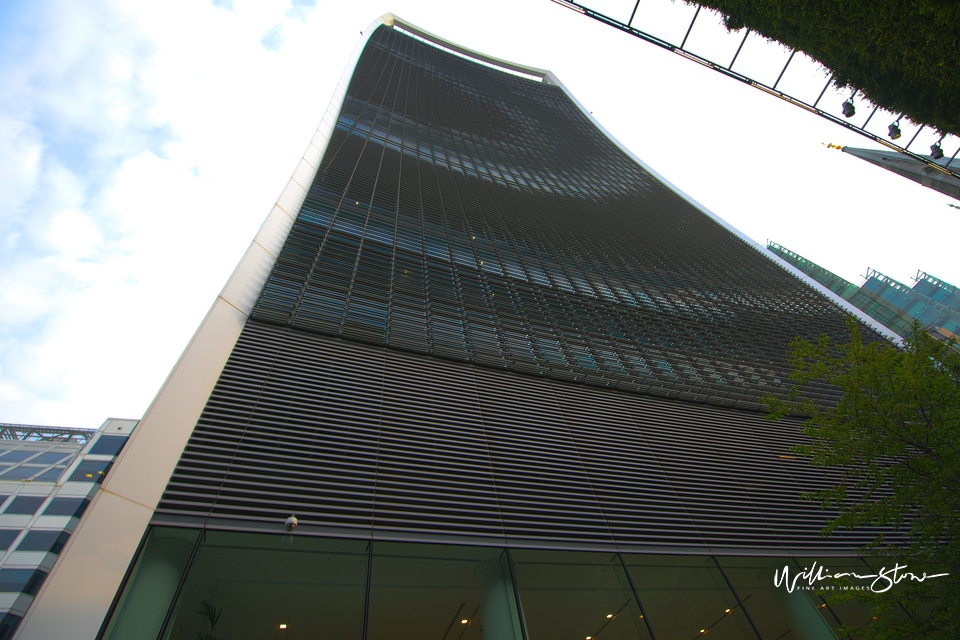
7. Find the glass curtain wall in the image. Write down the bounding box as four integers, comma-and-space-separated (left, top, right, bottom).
104, 529, 866, 640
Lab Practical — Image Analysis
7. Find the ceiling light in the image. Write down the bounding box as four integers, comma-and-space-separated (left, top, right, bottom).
725, 608, 732, 613
279, 623, 287, 629
461, 620, 469, 624
606, 613, 614, 619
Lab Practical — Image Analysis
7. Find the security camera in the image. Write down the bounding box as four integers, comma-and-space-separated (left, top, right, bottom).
284, 515, 298, 532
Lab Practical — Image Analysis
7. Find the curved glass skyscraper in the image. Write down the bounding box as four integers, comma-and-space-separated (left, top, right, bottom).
16, 16, 892, 640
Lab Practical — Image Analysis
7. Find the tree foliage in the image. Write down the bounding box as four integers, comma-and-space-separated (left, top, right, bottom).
766, 320, 960, 638
685, 0, 960, 138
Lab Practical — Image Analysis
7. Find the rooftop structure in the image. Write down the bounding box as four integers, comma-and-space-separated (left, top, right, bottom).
768, 241, 960, 341
839, 146, 960, 201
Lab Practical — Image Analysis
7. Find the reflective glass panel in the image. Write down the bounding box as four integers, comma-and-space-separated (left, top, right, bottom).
165, 531, 367, 640
68, 459, 112, 482
89, 435, 128, 456
43, 497, 90, 518
716, 556, 843, 640
0, 530, 20, 551
511, 549, 652, 640
622, 554, 758, 639
16, 531, 69, 554
0, 569, 46, 595
0, 452, 33, 462
4, 496, 45, 515
103, 527, 200, 640
367, 542, 508, 640
29, 452, 71, 464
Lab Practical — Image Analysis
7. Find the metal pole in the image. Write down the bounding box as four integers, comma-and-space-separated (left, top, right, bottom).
861, 105, 879, 130
728, 29, 750, 69
905, 125, 925, 150
812, 75, 832, 108
947, 145, 959, 168
680, 6, 699, 49
617, 553, 657, 640
627, 0, 641, 27
772, 50, 796, 90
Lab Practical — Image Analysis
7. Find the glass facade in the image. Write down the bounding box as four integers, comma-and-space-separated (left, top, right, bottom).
107, 22, 897, 640
154, 23, 894, 554
252, 25, 872, 411
768, 242, 960, 342
104, 529, 866, 640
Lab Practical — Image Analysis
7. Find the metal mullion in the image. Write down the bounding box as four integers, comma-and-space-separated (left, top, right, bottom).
287, 37, 398, 325
409, 37, 437, 354
521, 188, 621, 381
463, 78, 583, 371
318, 37, 397, 175
535, 193, 643, 370
384, 37, 416, 347
340, 34, 409, 337
439, 70, 516, 365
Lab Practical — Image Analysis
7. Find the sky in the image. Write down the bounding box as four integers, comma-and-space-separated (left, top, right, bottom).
1, 0, 958, 428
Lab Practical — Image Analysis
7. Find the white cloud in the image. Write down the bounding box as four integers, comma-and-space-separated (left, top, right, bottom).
260, 23, 286, 52
286, 0, 317, 22
48, 210, 102, 256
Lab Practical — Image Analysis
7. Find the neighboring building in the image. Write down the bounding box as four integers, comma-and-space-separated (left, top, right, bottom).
768, 241, 960, 341
836, 145, 960, 201
0, 419, 136, 638
19, 16, 900, 640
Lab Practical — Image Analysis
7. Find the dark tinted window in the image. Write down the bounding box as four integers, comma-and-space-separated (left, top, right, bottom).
69, 460, 113, 483
89, 435, 128, 456
43, 498, 90, 518
32, 468, 64, 482
29, 452, 71, 464
0, 613, 22, 640
0, 569, 47, 595
17, 531, 69, 555
0, 452, 32, 462
0, 531, 20, 551
4, 496, 46, 515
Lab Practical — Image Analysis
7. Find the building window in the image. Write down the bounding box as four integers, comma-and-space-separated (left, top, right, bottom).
367, 542, 510, 640
89, 435, 128, 456
102, 530, 845, 640
68, 460, 113, 483
16, 531, 70, 555
3, 496, 45, 515
0, 531, 20, 551
511, 548, 650, 640
42, 498, 90, 518
0, 569, 47, 596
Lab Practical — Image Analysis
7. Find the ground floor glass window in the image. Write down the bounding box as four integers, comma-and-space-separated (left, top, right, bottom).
103, 528, 850, 640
